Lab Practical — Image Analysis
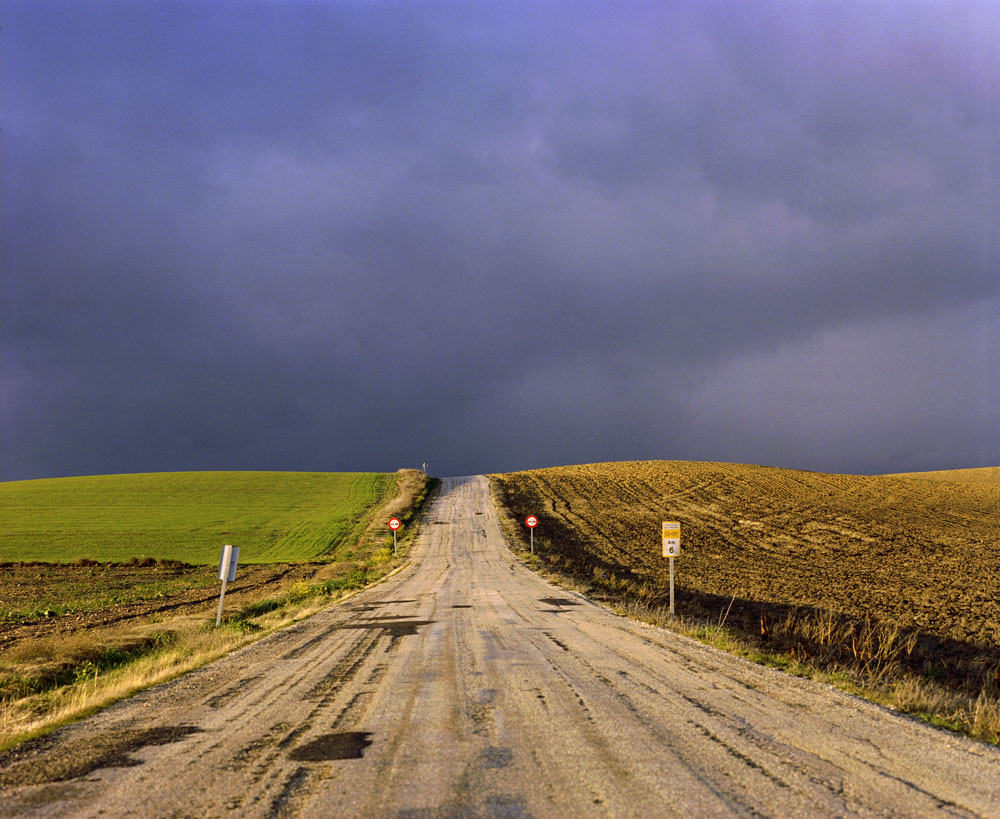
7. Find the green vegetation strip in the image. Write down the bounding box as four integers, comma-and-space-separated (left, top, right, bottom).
0, 471, 393, 564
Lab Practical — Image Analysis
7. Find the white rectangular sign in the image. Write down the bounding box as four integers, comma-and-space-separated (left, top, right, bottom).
662, 521, 681, 557
218, 544, 239, 582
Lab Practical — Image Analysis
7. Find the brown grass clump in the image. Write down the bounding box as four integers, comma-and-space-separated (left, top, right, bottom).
363, 469, 436, 542
490, 460, 1000, 744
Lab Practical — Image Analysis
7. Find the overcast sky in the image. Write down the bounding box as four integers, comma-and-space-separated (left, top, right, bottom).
2, 1, 998, 481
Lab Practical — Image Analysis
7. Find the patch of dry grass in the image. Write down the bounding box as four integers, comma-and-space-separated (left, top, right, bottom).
615, 596, 1000, 745
0, 581, 365, 749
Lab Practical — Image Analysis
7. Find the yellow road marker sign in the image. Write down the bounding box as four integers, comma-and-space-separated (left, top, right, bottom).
662, 521, 681, 556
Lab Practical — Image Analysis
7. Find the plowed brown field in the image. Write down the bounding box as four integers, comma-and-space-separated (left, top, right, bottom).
491, 461, 1000, 693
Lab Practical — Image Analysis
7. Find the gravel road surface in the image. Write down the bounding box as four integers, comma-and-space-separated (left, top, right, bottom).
2, 476, 999, 817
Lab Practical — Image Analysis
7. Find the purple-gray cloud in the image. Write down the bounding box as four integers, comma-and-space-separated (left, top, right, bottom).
2, 1, 998, 480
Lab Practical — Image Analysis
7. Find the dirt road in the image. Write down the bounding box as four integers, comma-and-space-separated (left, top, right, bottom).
2, 476, 999, 817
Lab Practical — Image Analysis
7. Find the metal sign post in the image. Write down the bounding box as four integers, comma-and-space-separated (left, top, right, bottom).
662, 522, 681, 616
388, 518, 401, 555
216, 544, 240, 626
669, 556, 675, 616
525, 515, 538, 554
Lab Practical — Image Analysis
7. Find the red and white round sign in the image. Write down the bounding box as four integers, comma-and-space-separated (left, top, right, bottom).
525, 515, 539, 528
388, 518, 401, 530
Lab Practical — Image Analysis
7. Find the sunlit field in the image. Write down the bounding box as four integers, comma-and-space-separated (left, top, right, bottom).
0, 471, 394, 565
492, 461, 1000, 742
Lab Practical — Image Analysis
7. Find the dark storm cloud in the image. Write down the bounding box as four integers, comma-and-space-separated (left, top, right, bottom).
2, 1, 998, 480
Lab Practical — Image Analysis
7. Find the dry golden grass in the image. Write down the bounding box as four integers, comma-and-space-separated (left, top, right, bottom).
0, 578, 380, 749
609, 596, 1000, 744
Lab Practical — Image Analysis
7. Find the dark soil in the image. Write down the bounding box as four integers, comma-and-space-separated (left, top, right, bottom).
0, 562, 325, 656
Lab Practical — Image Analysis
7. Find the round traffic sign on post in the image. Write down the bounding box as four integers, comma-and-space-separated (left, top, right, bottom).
388, 518, 401, 556
525, 515, 538, 555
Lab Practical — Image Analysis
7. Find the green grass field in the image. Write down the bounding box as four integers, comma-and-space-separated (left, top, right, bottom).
0, 471, 395, 565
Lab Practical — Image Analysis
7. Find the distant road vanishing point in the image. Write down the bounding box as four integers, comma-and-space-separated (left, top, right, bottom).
2, 476, 999, 817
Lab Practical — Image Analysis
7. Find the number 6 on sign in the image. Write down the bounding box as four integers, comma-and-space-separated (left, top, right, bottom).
662, 521, 681, 556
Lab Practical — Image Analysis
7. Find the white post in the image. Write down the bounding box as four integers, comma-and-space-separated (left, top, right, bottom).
216, 544, 232, 627
393, 529, 397, 556
530, 527, 534, 555
669, 556, 675, 617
